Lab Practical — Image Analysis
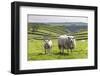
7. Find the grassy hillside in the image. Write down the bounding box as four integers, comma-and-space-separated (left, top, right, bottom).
28, 23, 88, 40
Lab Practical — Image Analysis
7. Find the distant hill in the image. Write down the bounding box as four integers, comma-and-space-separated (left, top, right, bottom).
29, 22, 87, 32
46, 22, 87, 26
65, 25, 87, 32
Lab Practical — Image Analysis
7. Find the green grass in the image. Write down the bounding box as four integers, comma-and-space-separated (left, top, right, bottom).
28, 24, 88, 60
28, 39, 88, 60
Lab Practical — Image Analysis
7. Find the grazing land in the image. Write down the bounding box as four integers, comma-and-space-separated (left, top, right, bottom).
28, 23, 88, 60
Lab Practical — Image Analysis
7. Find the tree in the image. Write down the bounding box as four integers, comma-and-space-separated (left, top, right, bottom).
28, 23, 39, 32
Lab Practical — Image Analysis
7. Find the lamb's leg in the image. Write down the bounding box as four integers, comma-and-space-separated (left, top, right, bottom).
48, 49, 50, 54
67, 49, 70, 54
49, 48, 52, 54
45, 49, 46, 54
70, 49, 72, 53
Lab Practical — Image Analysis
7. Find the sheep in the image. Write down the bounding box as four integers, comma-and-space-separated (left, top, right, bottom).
58, 35, 76, 54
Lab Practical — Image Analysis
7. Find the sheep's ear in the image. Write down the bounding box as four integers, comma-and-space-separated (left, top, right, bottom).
68, 37, 70, 39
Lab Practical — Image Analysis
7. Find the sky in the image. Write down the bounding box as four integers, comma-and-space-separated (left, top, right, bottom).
28, 15, 88, 23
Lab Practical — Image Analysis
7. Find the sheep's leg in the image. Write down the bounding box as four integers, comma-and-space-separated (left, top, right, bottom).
67, 49, 70, 54
58, 45, 61, 54
61, 48, 64, 54
62, 48, 64, 54
58, 45, 64, 54
59, 49, 62, 54
70, 49, 72, 53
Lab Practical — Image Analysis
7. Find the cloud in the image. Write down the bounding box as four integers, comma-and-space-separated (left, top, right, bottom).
28, 15, 88, 23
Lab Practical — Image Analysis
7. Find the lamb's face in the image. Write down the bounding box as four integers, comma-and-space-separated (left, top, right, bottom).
44, 40, 49, 43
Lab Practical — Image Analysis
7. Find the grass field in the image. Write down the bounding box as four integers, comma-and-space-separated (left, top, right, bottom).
28, 39, 88, 60
28, 23, 88, 60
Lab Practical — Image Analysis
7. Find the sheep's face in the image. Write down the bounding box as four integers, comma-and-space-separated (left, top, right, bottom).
68, 36, 75, 44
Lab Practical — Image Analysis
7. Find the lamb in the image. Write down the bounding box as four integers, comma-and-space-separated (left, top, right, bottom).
44, 39, 52, 54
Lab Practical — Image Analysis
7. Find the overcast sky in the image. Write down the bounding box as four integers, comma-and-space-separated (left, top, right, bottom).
28, 15, 88, 23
